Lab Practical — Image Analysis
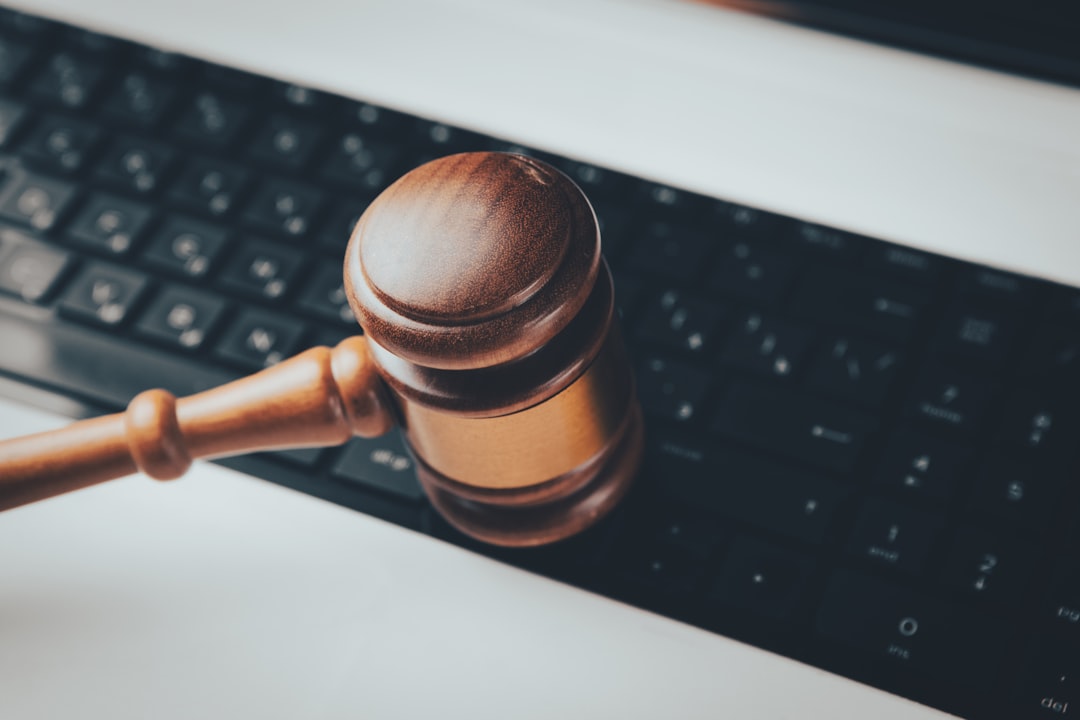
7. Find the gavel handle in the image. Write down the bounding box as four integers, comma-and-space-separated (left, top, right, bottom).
0, 336, 394, 512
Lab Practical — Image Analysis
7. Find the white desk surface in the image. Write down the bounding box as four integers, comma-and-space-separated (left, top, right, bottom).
5, 0, 1076, 717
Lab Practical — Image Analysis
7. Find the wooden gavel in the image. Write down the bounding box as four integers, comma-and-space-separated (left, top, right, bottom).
0, 152, 644, 547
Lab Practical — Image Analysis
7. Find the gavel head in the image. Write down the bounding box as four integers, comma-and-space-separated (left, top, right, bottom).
343, 152, 643, 547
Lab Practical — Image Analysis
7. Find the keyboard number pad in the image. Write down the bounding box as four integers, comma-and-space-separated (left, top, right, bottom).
816, 570, 1003, 686
905, 368, 993, 436
847, 499, 941, 575
939, 527, 1036, 606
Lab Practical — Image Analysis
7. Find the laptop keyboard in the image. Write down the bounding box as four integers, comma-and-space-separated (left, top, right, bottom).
0, 9, 1077, 719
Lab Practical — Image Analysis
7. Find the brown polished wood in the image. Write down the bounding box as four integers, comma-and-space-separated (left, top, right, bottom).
0, 152, 642, 547
346, 152, 600, 371
0, 337, 393, 511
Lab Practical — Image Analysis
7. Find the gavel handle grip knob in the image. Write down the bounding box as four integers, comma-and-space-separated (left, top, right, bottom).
0, 336, 394, 512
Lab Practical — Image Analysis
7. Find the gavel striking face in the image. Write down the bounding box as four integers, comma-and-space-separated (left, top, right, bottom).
0, 152, 644, 547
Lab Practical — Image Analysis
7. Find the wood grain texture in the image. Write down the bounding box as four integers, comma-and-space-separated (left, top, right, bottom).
346, 152, 600, 370
0, 336, 393, 511
0, 151, 643, 548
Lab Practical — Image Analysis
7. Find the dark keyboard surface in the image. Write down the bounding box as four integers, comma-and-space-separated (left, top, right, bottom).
0, 9, 1076, 719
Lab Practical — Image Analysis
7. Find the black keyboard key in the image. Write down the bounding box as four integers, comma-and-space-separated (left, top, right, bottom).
958, 267, 1034, 308
793, 222, 859, 262
939, 527, 1037, 606
905, 366, 993, 436
100, 71, 177, 128
168, 157, 248, 218
816, 570, 1004, 685
592, 199, 633, 259
67, 193, 153, 255
847, 499, 942, 574
0, 230, 71, 302
720, 311, 810, 380
967, 456, 1058, 531
0, 9, 53, 40
1021, 324, 1080, 397
218, 238, 303, 302
654, 434, 843, 544
331, 431, 424, 502
142, 214, 228, 280
637, 289, 723, 355
936, 305, 1018, 368
646, 509, 725, 560
0, 98, 28, 147
0, 170, 77, 231
131, 46, 191, 76
995, 394, 1078, 465
1049, 568, 1080, 644
709, 536, 814, 622
637, 181, 697, 215
28, 52, 106, 110
248, 113, 323, 170
0, 37, 33, 86
874, 428, 970, 504
201, 64, 265, 94
611, 272, 643, 320
865, 243, 943, 285
174, 91, 249, 148
320, 131, 399, 194
64, 28, 122, 57
213, 308, 304, 369
413, 120, 485, 156
241, 178, 322, 239
1049, 286, 1080, 321
272, 82, 333, 113
270, 446, 324, 468
134, 285, 226, 351
556, 160, 630, 200
792, 265, 931, 342
296, 261, 354, 326
807, 336, 902, 409
318, 201, 365, 254
636, 354, 710, 423
628, 221, 711, 281
94, 135, 174, 196
614, 516, 714, 599
1017, 645, 1078, 719
58, 261, 148, 327
714, 202, 781, 239
711, 238, 794, 305
712, 382, 876, 474
342, 101, 409, 136
19, 114, 101, 174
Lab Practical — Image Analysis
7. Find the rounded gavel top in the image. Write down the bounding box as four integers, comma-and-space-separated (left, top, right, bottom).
345, 152, 601, 372
344, 152, 615, 417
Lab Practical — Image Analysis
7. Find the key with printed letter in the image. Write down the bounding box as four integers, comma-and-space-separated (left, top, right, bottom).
712, 381, 877, 474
